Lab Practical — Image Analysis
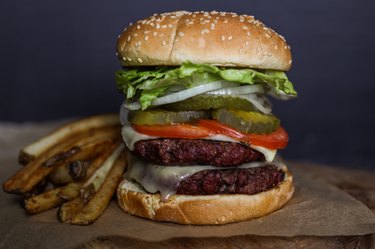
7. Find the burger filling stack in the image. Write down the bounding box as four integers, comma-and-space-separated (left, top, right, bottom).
115, 11, 297, 225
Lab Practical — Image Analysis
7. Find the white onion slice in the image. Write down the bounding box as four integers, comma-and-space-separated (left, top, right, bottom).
152, 81, 238, 106
205, 84, 264, 95
236, 94, 272, 114
124, 81, 238, 110
119, 103, 129, 125
123, 101, 142, 111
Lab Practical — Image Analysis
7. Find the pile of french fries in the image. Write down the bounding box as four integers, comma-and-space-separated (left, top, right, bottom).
3, 114, 127, 225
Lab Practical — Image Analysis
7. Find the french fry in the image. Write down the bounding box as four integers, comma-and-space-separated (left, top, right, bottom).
24, 187, 63, 214
81, 144, 124, 193
23, 141, 122, 214
19, 114, 120, 165
3, 127, 120, 194
48, 164, 74, 185
58, 197, 85, 222
58, 142, 120, 201
58, 182, 81, 201
70, 151, 127, 225
69, 160, 90, 180
57, 145, 125, 223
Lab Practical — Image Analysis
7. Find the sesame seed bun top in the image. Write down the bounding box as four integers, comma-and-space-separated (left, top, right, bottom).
117, 11, 292, 71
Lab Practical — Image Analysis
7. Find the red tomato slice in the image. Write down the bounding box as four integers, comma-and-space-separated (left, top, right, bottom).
132, 123, 211, 139
133, 120, 289, 150
247, 127, 289, 149
198, 120, 289, 149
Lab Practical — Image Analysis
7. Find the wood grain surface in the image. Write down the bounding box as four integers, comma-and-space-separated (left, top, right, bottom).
77, 162, 375, 249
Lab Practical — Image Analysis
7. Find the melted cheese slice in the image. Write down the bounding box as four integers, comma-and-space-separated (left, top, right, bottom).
121, 125, 277, 162
125, 154, 283, 201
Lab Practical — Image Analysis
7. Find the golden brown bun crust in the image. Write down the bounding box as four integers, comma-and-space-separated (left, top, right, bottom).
117, 168, 294, 225
117, 11, 292, 71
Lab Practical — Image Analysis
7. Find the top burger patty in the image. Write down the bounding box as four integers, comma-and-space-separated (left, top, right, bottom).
133, 139, 264, 167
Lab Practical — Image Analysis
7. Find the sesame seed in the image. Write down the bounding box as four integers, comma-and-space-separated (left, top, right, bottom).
144, 36, 148, 41
221, 35, 226, 41
137, 58, 143, 63
153, 31, 157, 36
247, 31, 251, 36
265, 34, 271, 38
137, 25, 140, 29
156, 24, 160, 29
116, 52, 119, 56
245, 41, 249, 46
161, 25, 167, 28
179, 32, 185, 37
133, 33, 138, 37
201, 29, 209, 35
127, 57, 132, 61
242, 26, 248, 30
129, 22, 133, 26
228, 36, 233, 40
144, 30, 150, 34
274, 45, 278, 49
288, 60, 292, 64
122, 56, 126, 61
162, 41, 167, 46
127, 36, 131, 42
168, 24, 173, 28
223, 19, 228, 24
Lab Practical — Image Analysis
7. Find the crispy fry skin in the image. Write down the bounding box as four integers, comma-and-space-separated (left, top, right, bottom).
3, 127, 120, 194
70, 151, 127, 225
24, 187, 63, 214
57, 147, 126, 224
59, 142, 120, 200
58, 197, 85, 222
19, 114, 120, 165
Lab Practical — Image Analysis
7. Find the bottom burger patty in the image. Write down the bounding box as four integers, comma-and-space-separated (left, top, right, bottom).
133, 139, 264, 167
176, 165, 284, 195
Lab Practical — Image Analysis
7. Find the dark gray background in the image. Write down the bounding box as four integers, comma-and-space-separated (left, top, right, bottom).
1, 0, 374, 169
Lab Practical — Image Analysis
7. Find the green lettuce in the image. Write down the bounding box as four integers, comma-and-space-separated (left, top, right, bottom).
115, 62, 297, 110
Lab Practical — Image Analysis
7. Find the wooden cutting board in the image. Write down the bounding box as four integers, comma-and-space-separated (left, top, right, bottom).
81, 162, 375, 249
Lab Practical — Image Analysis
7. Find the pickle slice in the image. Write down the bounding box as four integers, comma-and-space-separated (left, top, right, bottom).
129, 109, 210, 125
163, 95, 254, 111
212, 109, 280, 134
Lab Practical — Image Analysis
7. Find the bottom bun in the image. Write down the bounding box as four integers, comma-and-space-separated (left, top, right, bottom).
117, 168, 294, 225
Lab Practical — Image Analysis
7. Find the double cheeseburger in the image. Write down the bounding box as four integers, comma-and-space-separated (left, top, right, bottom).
115, 11, 297, 225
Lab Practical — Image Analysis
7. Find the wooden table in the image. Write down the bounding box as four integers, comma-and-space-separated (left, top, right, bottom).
81, 162, 375, 249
